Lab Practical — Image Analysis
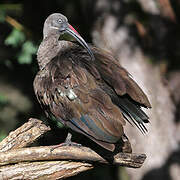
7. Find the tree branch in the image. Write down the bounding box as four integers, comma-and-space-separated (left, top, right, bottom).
0, 118, 147, 179
0, 118, 50, 152
0, 145, 146, 167
0, 161, 93, 179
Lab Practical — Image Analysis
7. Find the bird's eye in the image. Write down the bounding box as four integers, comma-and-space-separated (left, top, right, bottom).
57, 19, 62, 23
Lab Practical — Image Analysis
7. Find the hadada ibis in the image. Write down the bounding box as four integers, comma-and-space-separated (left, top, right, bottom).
33, 13, 151, 152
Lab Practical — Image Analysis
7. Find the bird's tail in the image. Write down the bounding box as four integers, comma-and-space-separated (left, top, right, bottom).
118, 96, 149, 134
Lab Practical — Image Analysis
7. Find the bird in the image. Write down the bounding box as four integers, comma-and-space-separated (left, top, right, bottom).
33, 13, 151, 152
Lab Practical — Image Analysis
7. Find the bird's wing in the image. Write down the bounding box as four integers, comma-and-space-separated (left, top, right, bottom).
87, 47, 151, 108
78, 46, 151, 134
33, 55, 125, 151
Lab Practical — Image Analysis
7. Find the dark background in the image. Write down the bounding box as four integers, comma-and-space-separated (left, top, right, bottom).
0, 0, 180, 180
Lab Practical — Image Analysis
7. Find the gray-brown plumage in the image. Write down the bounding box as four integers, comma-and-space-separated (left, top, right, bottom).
33, 13, 151, 152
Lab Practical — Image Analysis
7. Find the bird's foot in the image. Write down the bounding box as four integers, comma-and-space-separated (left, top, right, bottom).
58, 141, 82, 147
63, 132, 82, 147
50, 132, 82, 152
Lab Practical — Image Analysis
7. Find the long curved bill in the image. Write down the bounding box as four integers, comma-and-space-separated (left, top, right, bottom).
65, 24, 95, 61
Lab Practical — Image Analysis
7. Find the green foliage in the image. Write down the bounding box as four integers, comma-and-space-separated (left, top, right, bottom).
0, 4, 22, 12
5, 28, 25, 48
1, 3, 37, 66
0, 10, 6, 22
18, 41, 37, 64
0, 131, 6, 142
0, 94, 8, 107
4, 28, 38, 64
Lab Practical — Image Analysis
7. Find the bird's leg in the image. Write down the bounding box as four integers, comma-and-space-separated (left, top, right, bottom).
50, 132, 82, 152
62, 132, 82, 146
64, 132, 73, 144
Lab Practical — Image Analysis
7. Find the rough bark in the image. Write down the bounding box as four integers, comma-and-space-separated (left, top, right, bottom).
0, 118, 50, 152
0, 161, 93, 180
0, 145, 146, 167
0, 118, 147, 179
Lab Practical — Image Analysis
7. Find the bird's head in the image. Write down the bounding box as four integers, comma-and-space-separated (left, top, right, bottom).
43, 13, 94, 60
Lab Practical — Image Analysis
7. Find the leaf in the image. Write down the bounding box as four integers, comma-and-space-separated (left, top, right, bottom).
5, 28, 25, 48
0, 10, 6, 22
0, 94, 8, 105
18, 41, 37, 64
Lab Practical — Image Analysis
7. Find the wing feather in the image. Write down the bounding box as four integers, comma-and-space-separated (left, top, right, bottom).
34, 44, 151, 151
34, 56, 125, 151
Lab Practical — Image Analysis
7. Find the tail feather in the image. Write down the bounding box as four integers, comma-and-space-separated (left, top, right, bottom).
123, 109, 148, 134
118, 96, 149, 133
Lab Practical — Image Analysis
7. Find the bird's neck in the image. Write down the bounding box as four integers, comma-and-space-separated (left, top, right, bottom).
37, 34, 70, 70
